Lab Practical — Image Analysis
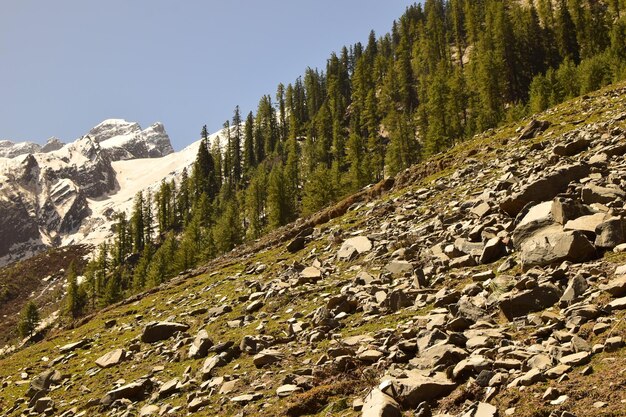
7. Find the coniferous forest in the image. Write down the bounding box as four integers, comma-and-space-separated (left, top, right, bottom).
73, 0, 626, 316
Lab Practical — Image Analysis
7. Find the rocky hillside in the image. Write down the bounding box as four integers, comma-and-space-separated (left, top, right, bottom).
1, 83, 626, 417
0, 119, 179, 266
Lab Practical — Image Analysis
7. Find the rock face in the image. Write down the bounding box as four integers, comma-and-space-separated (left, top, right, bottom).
0, 119, 180, 265
88, 119, 174, 161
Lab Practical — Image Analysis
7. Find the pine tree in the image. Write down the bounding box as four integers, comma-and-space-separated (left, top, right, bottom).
146, 233, 178, 288
556, 0, 580, 64
193, 137, 218, 200
213, 198, 242, 253
131, 193, 145, 252
65, 262, 86, 319
302, 164, 339, 216
244, 166, 268, 239
243, 111, 255, 176
143, 191, 154, 246
18, 301, 40, 339
231, 106, 243, 185
267, 164, 292, 228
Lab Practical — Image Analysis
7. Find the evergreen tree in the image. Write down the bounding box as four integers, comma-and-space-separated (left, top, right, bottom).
556, 0, 580, 64
243, 111, 255, 176
193, 137, 218, 200
267, 164, 292, 228
65, 262, 86, 319
231, 106, 243, 185
18, 301, 40, 339
146, 233, 178, 288
131, 193, 145, 252
213, 198, 242, 253
302, 164, 340, 216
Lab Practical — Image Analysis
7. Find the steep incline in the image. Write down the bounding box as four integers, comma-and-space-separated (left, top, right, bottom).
1, 84, 626, 417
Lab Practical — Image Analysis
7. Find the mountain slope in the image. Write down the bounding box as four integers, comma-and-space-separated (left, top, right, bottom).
1, 82, 626, 417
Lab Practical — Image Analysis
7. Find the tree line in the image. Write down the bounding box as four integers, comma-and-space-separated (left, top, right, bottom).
62, 0, 626, 318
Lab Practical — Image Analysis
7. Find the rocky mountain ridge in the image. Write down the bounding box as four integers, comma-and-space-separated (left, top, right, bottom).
1, 84, 626, 417
0, 119, 184, 266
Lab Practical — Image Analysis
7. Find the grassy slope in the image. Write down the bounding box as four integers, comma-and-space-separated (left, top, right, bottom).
0, 82, 626, 416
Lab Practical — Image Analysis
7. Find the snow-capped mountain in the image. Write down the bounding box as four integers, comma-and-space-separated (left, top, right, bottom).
0, 119, 210, 266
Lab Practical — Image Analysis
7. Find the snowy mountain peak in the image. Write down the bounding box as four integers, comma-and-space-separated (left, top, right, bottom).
88, 119, 174, 161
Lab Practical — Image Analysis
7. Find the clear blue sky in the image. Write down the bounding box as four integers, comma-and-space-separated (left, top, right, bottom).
1, 1, 415, 150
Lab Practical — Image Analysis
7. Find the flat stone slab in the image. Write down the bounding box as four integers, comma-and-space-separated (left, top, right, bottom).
95, 348, 126, 369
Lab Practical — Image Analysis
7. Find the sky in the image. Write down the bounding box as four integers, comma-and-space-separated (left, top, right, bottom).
0, 1, 415, 150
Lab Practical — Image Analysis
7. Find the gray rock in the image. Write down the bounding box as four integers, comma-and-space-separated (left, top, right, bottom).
553, 138, 590, 157
382, 371, 456, 408
582, 184, 626, 205
564, 213, 607, 234
480, 237, 507, 264
499, 283, 562, 320
559, 351, 591, 366
276, 384, 303, 397
34, 396, 54, 414
474, 402, 498, 417
385, 260, 413, 275
600, 275, 626, 297
560, 274, 588, 306
141, 321, 189, 343
500, 163, 590, 217
595, 217, 626, 248
362, 389, 402, 417
188, 396, 211, 412
253, 349, 284, 368
188, 329, 213, 359
520, 231, 596, 269
95, 348, 126, 368
200, 355, 227, 380
101, 378, 152, 406
338, 236, 372, 259
158, 378, 180, 399
518, 119, 551, 140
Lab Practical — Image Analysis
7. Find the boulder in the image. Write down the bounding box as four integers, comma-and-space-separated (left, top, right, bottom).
595, 217, 626, 248
141, 321, 189, 343
362, 389, 402, 417
512, 201, 560, 249
276, 384, 303, 397
518, 119, 550, 140
519, 231, 596, 269
34, 397, 54, 414
474, 402, 498, 417
338, 236, 372, 260
101, 379, 152, 406
564, 213, 608, 234
201, 355, 227, 380
188, 329, 213, 359
582, 184, 626, 205
551, 197, 591, 224
600, 275, 626, 297
385, 260, 413, 275
253, 349, 284, 368
553, 138, 590, 157
95, 348, 126, 368
499, 283, 562, 320
479, 237, 507, 264
560, 274, 588, 305
382, 371, 456, 408
559, 351, 591, 367
500, 164, 590, 217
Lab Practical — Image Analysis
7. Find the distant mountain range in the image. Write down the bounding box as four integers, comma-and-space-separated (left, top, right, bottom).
0, 119, 217, 266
